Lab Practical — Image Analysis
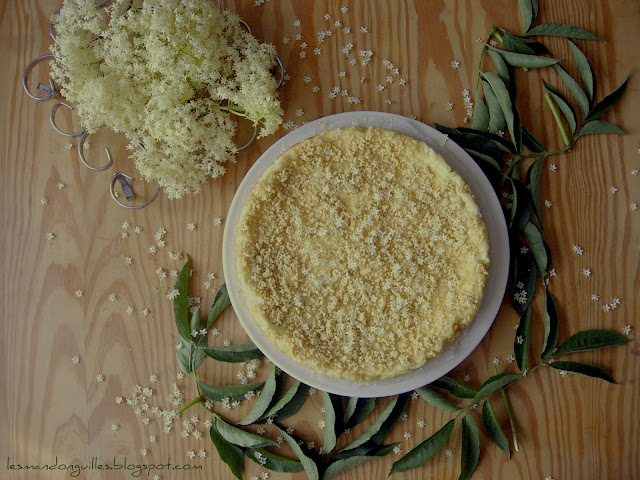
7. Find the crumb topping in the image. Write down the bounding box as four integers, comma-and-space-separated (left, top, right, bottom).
236, 126, 489, 380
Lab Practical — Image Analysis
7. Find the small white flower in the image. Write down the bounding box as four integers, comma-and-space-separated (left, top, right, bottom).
40, 196, 48, 205
124, 256, 133, 265
545, 200, 552, 208
401, 413, 408, 420
602, 304, 611, 312
623, 325, 632, 335
445, 449, 453, 457
65, 143, 73, 150
134, 226, 142, 234
286, 427, 295, 435
308, 387, 316, 395
167, 289, 180, 300
559, 370, 568, 377
324, 13, 331, 20
417, 420, 425, 428
549, 163, 557, 172
318, 420, 325, 429
299, 50, 306, 59
451, 60, 460, 69
582, 268, 591, 277
630, 203, 638, 211
492, 356, 501, 365
210, 328, 220, 336
516, 335, 524, 345
464, 374, 471, 382
187, 223, 196, 231
334, 20, 342, 28
403, 431, 412, 439
96, 373, 105, 383
386, 75, 394, 83
520, 246, 530, 254
115, 396, 123, 404
300, 42, 308, 49
112, 424, 119, 431
295, 33, 302, 40
57, 182, 66, 190
296, 109, 304, 117
45, 232, 55, 240
506, 354, 515, 364
631, 169, 639, 176
312, 86, 320, 93
256, 427, 266, 435
213, 217, 222, 226
186, 450, 196, 459
75, 289, 84, 298
341, 5, 349, 13
149, 374, 158, 383
572, 244, 584, 255
197, 450, 207, 458
377, 84, 385, 92
399, 78, 407, 86
549, 269, 557, 277
303, 75, 312, 84
177, 371, 185, 380
223, 339, 231, 346
204, 280, 213, 289
338, 71, 346, 78
282, 37, 290, 44
72, 355, 80, 364
343, 27, 351, 34
360, 26, 368, 33
121, 231, 129, 239
126, 306, 134, 315
293, 19, 301, 27
142, 308, 150, 316
122, 221, 131, 230
545, 476, 555, 480
393, 445, 402, 455
489, 39, 498, 47
611, 186, 618, 194
148, 245, 158, 255
591, 294, 600, 301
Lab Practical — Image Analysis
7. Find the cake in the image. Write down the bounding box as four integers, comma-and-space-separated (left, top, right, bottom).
236, 126, 489, 381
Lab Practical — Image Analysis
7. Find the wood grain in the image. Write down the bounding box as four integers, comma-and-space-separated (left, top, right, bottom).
2, 1, 639, 479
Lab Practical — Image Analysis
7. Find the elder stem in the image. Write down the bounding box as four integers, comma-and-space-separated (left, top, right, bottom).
177, 396, 202, 415
494, 366, 519, 452
544, 93, 572, 147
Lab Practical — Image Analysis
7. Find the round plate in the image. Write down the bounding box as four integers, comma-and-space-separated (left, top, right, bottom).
222, 111, 509, 397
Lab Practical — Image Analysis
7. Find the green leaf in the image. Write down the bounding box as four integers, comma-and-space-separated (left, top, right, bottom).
526, 156, 544, 221
275, 426, 320, 480
260, 380, 302, 420
482, 79, 506, 134
344, 398, 376, 430
431, 376, 477, 399
567, 39, 594, 102
207, 283, 231, 328
482, 72, 516, 148
471, 373, 521, 405
244, 447, 303, 473
459, 414, 480, 480
239, 365, 280, 425
577, 120, 624, 137
464, 148, 502, 171
523, 221, 547, 275
585, 77, 628, 122
176, 337, 206, 374
199, 380, 264, 402
543, 80, 577, 133
549, 361, 617, 383
554, 330, 630, 357
339, 394, 409, 453
526, 23, 603, 41
522, 126, 545, 153
514, 305, 532, 372
202, 343, 263, 363
517, 0, 535, 32
481, 401, 510, 456
273, 383, 309, 421
541, 288, 560, 358
321, 391, 341, 454
436, 124, 516, 154
502, 33, 550, 56
554, 65, 590, 118
389, 420, 455, 474
487, 47, 562, 69
416, 386, 461, 412
472, 93, 490, 131
487, 50, 511, 86
323, 444, 397, 480
173, 259, 191, 342
216, 418, 276, 448
210, 422, 245, 480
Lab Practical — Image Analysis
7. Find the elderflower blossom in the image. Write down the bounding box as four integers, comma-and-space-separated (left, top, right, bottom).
50, 0, 283, 199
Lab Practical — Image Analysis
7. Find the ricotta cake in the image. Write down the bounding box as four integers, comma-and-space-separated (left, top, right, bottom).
235, 126, 489, 381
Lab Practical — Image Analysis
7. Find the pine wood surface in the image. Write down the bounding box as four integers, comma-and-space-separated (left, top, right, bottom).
2, 1, 639, 479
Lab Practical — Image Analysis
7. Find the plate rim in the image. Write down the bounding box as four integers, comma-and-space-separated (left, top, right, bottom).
222, 111, 509, 397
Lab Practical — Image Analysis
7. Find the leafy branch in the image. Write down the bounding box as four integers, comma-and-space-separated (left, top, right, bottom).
392, 1, 629, 477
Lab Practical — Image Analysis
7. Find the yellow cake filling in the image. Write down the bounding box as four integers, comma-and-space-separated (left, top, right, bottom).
236, 126, 489, 381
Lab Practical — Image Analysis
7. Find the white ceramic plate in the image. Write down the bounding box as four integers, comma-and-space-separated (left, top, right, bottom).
222, 111, 509, 397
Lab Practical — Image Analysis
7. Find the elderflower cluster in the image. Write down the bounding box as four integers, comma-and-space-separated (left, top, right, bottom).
50, 0, 283, 199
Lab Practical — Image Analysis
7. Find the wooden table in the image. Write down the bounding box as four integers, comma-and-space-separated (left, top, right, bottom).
2, 1, 639, 479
